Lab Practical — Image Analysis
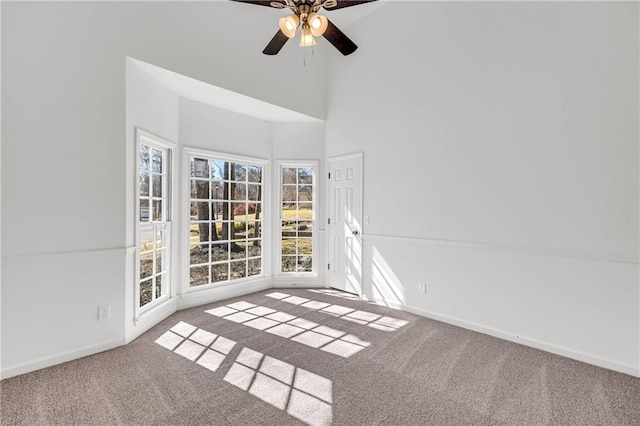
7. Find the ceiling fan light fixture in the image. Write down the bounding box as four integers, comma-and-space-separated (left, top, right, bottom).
299, 26, 317, 47
307, 13, 328, 37
278, 14, 300, 38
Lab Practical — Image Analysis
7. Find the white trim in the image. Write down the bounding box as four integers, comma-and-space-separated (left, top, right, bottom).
136, 128, 177, 151
363, 233, 639, 264
0, 338, 126, 380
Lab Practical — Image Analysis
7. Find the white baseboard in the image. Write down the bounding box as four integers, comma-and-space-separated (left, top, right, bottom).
399, 303, 640, 378
0, 338, 126, 380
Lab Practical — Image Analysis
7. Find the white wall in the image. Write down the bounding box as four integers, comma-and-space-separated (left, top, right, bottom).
326, 2, 640, 375
1, 2, 325, 377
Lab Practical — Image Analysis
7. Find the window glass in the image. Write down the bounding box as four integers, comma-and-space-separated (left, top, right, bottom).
189, 157, 263, 286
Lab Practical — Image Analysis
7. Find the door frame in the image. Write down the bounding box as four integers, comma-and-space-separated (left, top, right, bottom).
326, 152, 364, 297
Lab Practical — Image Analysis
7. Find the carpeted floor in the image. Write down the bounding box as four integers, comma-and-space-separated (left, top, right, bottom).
1, 288, 639, 425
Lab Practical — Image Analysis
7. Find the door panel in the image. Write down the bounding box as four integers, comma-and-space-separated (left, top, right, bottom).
328, 154, 362, 295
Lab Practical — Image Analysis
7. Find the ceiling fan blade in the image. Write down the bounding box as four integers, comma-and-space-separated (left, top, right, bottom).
322, 19, 357, 56
230, 0, 282, 8
263, 29, 290, 55
324, 0, 377, 10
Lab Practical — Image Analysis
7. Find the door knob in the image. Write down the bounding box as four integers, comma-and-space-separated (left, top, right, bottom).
352, 230, 359, 236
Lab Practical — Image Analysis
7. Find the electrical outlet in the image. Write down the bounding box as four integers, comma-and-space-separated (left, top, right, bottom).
418, 282, 427, 294
98, 305, 111, 321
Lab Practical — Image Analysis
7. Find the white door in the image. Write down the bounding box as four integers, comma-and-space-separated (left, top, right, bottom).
328, 153, 363, 295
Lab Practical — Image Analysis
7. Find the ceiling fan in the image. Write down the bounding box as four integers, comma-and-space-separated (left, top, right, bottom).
231, 0, 378, 56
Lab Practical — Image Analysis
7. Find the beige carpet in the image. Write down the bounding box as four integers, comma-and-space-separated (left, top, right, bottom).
2, 288, 639, 425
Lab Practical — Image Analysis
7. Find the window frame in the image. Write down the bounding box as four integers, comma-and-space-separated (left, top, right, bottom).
277, 161, 318, 277
183, 147, 269, 293
135, 129, 176, 316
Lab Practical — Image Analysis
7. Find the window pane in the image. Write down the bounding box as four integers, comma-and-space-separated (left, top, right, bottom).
155, 249, 164, 274
231, 202, 246, 218
190, 201, 210, 222
139, 172, 149, 197
190, 222, 202, 243
155, 227, 166, 250
248, 221, 262, 239
211, 160, 226, 180
140, 225, 153, 252
140, 199, 150, 222
190, 244, 209, 266
282, 203, 296, 221
298, 256, 312, 272
247, 240, 262, 258
230, 260, 247, 279
212, 243, 229, 262
298, 168, 313, 184
152, 200, 162, 221
248, 184, 261, 201
298, 220, 313, 234
191, 180, 209, 200
211, 263, 228, 283
282, 221, 296, 238
298, 204, 313, 220
233, 183, 247, 201
155, 274, 164, 298
211, 182, 224, 200
140, 255, 152, 280
233, 221, 247, 236
152, 174, 163, 198
248, 258, 261, 276
298, 185, 313, 202
140, 145, 150, 172
233, 163, 247, 181
282, 186, 297, 202
192, 158, 209, 178
298, 239, 313, 255
218, 221, 230, 241
230, 242, 246, 260
212, 220, 226, 241
152, 149, 163, 173
190, 266, 209, 286
282, 239, 296, 255
251, 203, 262, 219
140, 279, 152, 306
282, 256, 296, 272
282, 168, 296, 184
248, 166, 262, 183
